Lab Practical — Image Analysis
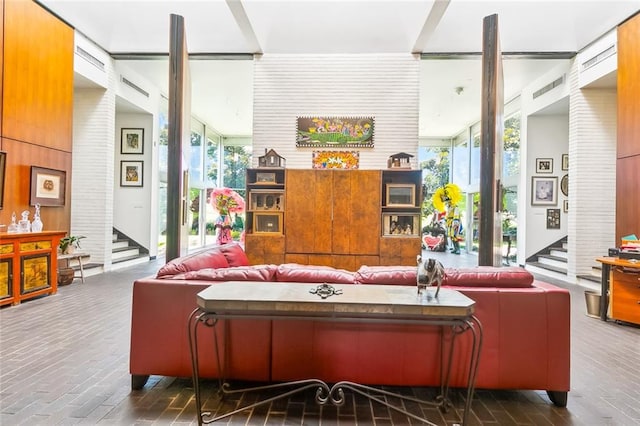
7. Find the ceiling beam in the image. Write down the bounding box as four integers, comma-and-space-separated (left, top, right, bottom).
412, 0, 451, 54
226, 0, 262, 54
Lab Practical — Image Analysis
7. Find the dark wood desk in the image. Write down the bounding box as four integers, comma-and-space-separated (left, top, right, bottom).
188, 282, 483, 426
595, 257, 640, 322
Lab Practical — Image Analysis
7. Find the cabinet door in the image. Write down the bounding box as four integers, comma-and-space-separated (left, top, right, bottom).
332, 170, 380, 255
285, 170, 333, 254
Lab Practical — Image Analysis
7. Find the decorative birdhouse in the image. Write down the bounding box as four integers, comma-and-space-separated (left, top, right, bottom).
387, 152, 414, 169
258, 149, 286, 168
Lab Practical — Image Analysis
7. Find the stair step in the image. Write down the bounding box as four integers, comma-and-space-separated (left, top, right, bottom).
577, 273, 600, 283
527, 261, 567, 274
112, 240, 130, 250
113, 247, 140, 261
549, 248, 568, 259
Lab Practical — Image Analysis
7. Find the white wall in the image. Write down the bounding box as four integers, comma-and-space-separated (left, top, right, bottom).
253, 54, 420, 169
524, 114, 569, 258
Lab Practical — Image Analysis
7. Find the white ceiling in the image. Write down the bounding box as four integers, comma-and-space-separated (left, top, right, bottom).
41, 0, 640, 137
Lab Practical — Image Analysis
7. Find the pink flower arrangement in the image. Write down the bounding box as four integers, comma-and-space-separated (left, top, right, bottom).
209, 187, 245, 215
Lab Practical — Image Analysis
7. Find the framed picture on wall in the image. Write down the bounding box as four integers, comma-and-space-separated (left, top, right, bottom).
29, 166, 66, 206
546, 208, 561, 229
121, 128, 144, 154
120, 161, 143, 187
562, 154, 569, 171
563, 200, 569, 213
535, 158, 553, 174
531, 176, 558, 206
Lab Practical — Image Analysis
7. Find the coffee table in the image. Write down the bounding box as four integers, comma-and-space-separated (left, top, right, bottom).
188, 282, 482, 426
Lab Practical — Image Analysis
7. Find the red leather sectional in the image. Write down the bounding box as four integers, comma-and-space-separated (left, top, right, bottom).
129, 243, 570, 406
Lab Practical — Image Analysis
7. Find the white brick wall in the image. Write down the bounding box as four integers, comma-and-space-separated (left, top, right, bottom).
253, 54, 420, 169
72, 78, 116, 267
567, 60, 617, 278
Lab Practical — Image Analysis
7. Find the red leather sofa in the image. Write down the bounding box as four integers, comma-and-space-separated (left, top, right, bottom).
129, 243, 570, 406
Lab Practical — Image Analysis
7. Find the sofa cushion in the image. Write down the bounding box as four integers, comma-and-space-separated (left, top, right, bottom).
156, 248, 229, 278
354, 265, 417, 286
443, 266, 533, 288
220, 243, 250, 267
275, 263, 356, 284
179, 264, 277, 281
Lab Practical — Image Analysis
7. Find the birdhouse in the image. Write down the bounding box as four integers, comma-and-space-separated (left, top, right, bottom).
387, 152, 414, 169
258, 149, 286, 168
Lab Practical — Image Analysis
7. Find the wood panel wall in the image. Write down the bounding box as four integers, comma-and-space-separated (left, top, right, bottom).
617, 12, 640, 242
0, 0, 74, 231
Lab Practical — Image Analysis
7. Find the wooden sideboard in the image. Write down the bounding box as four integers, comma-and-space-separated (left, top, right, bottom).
596, 257, 640, 325
0, 231, 66, 306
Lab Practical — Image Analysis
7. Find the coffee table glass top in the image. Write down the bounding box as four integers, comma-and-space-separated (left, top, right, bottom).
197, 282, 474, 319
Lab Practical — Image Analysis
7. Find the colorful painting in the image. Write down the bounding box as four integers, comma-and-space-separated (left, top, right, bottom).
312, 151, 360, 169
297, 117, 374, 147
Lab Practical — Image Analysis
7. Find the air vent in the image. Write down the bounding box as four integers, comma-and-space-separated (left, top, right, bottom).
121, 76, 149, 98
76, 46, 105, 71
581, 44, 616, 71
533, 75, 565, 100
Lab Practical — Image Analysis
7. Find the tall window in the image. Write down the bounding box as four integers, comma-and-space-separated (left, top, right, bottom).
419, 144, 450, 218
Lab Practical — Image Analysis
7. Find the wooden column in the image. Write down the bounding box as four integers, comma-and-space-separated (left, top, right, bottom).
479, 14, 504, 266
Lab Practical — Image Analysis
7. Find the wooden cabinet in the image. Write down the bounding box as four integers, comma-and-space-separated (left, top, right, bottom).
610, 267, 640, 325
285, 169, 380, 261
245, 168, 422, 269
0, 231, 65, 306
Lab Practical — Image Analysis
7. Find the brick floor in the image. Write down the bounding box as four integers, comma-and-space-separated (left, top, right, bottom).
1, 252, 639, 425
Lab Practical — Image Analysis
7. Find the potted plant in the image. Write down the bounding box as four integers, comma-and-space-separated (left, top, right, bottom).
59, 235, 86, 254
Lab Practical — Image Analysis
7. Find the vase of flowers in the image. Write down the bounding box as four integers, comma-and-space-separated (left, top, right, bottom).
210, 187, 245, 245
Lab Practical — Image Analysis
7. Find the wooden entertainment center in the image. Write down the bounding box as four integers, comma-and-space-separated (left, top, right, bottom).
244, 168, 422, 269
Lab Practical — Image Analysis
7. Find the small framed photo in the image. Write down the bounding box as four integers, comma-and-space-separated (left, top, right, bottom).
120, 161, 143, 187
385, 184, 416, 207
255, 172, 277, 184
30, 166, 66, 206
546, 208, 561, 229
253, 212, 283, 234
121, 128, 144, 154
562, 154, 569, 171
535, 158, 553, 174
531, 176, 558, 206
560, 174, 568, 196
563, 200, 569, 213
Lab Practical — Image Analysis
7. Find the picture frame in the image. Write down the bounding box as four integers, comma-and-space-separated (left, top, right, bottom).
255, 172, 277, 184
531, 176, 558, 206
30, 166, 66, 206
385, 183, 416, 207
120, 161, 143, 187
249, 189, 284, 211
563, 200, 569, 213
562, 154, 569, 171
0, 151, 6, 209
296, 116, 374, 148
253, 212, 283, 234
382, 213, 420, 236
121, 128, 144, 154
535, 158, 553, 174
546, 208, 561, 229
561, 174, 568, 196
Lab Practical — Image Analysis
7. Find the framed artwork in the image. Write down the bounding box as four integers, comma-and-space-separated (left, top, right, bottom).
312, 151, 360, 169
385, 184, 416, 207
121, 128, 144, 154
535, 158, 553, 174
546, 208, 561, 229
561, 174, 568, 196
30, 166, 66, 206
531, 176, 558, 206
0, 151, 5, 209
120, 161, 143, 187
563, 200, 569, 213
296, 116, 374, 148
562, 154, 569, 171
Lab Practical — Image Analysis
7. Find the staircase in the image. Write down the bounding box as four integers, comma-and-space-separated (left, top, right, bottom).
67, 229, 150, 277
110, 228, 149, 270
525, 237, 601, 290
